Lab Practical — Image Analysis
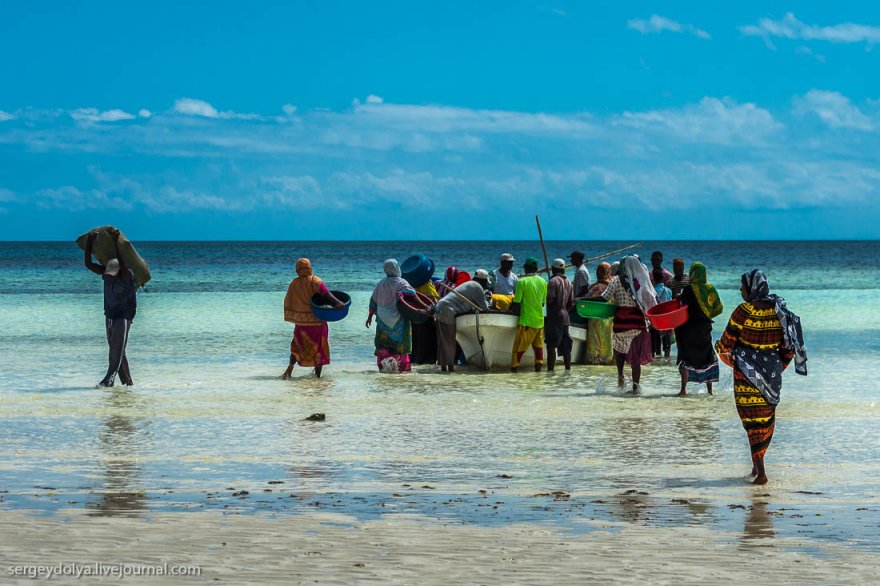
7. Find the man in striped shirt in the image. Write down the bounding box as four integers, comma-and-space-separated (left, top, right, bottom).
668, 258, 691, 299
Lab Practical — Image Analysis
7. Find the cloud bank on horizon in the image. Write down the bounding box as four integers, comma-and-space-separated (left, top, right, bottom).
1, 3, 879, 240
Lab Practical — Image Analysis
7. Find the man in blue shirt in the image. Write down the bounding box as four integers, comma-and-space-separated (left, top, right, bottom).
84, 228, 137, 387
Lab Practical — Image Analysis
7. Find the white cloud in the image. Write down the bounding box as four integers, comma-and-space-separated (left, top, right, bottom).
174, 98, 219, 118
0, 111, 14, 122
6, 93, 880, 220
793, 90, 873, 130
36, 185, 133, 211
282, 104, 297, 116
351, 101, 595, 135
366, 95, 384, 104
795, 46, 826, 63
740, 12, 880, 47
0, 188, 15, 202
628, 14, 710, 40
138, 109, 152, 118
173, 98, 261, 121
615, 97, 779, 144
69, 108, 135, 124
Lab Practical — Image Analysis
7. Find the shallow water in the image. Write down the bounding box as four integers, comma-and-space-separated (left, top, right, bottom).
1, 241, 878, 550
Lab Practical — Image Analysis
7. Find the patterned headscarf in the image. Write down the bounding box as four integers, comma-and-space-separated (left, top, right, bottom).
741, 269, 770, 302
689, 262, 723, 319
741, 269, 808, 376
619, 255, 657, 314
295, 258, 312, 277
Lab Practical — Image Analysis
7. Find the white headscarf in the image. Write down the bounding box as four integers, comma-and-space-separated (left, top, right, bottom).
372, 259, 412, 327
619, 255, 657, 314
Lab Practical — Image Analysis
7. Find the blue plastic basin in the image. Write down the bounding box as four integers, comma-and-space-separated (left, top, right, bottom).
401, 254, 435, 287
310, 290, 352, 322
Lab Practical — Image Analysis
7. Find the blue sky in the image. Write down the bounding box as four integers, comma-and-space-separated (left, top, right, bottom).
2, 1, 880, 240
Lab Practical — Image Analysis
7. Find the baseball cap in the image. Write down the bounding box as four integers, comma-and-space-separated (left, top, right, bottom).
500, 253, 515, 262
524, 256, 539, 267
105, 258, 120, 276
552, 258, 566, 269
475, 269, 489, 279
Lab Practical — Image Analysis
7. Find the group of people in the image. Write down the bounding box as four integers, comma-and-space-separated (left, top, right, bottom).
83, 245, 807, 485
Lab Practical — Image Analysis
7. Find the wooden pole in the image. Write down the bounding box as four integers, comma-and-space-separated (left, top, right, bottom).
586, 242, 643, 264
535, 215, 551, 279
533, 241, 644, 275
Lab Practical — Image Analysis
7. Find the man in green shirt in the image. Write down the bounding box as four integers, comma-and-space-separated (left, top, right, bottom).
510, 257, 548, 372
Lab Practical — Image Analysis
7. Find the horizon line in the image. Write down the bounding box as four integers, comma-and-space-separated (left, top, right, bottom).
2, 238, 880, 244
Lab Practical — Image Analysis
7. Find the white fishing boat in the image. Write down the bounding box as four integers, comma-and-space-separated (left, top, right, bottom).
455, 312, 587, 369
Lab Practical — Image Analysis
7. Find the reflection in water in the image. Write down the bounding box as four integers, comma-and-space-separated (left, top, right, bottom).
741, 498, 776, 546
87, 388, 149, 517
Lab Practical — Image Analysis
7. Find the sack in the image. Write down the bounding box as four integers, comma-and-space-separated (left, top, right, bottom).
75, 226, 152, 287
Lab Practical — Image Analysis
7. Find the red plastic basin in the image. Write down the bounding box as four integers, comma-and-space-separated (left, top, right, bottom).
646, 299, 689, 330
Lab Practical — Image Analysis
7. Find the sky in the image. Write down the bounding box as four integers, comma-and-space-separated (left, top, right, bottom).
2, 1, 880, 240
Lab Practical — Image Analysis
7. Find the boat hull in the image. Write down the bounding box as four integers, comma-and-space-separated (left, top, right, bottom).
455, 313, 587, 369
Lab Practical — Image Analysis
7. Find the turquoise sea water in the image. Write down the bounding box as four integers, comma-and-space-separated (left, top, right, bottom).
1, 241, 878, 549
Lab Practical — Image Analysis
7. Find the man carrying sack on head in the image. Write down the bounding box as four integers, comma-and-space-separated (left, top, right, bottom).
84, 228, 137, 387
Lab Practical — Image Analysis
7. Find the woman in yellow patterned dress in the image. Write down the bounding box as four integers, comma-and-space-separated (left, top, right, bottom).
715, 269, 807, 485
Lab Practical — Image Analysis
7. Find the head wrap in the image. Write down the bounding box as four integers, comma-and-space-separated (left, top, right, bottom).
295, 258, 312, 277
384, 259, 402, 278
105, 258, 120, 277
374, 260, 411, 328
688, 262, 723, 319
445, 266, 459, 282
741, 269, 808, 376
619, 255, 657, 313
595, 261, 611, 285
455, 271, 472, 287
609, 261, 620, 277
741, 269, 770, 302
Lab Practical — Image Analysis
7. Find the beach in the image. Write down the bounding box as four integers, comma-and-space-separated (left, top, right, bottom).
1, 240, 879, 583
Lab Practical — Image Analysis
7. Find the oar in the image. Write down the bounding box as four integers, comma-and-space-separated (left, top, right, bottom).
534, 242, 644, 275
437, 281, 490, 371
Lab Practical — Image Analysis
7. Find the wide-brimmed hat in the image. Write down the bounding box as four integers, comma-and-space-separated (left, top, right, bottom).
500, 253, 515, 262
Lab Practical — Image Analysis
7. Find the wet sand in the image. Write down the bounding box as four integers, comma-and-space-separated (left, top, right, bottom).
2, 507, 878, 585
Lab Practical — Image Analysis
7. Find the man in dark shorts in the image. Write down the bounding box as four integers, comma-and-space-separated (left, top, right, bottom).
545, 258, 574, 371
84, 228, 137, 387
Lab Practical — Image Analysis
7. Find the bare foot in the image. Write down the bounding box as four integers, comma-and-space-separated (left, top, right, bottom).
510, 367, 518, 373
752, 475, 768, 485
677, 390, 687, 397
281, 367, 293, 380
314, 365, 323, 378
617, 376, 625, 387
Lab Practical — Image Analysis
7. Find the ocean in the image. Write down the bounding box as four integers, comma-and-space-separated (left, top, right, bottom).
1, 240, 878, 550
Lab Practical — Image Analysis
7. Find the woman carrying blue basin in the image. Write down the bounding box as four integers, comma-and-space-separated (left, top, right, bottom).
281, 258, 346, 380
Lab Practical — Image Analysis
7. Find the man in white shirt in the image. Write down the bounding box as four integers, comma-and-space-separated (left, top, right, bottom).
490, 253, 518, 296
